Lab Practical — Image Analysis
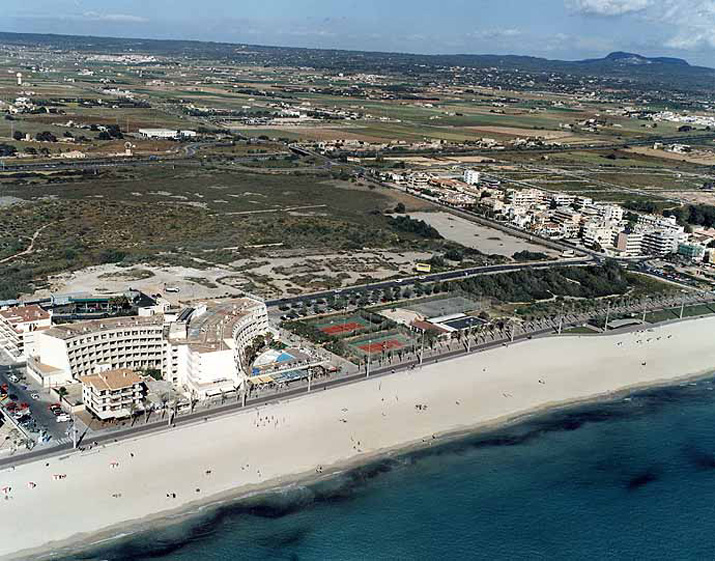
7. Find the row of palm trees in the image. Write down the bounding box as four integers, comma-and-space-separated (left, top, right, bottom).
357, 291, 715, 371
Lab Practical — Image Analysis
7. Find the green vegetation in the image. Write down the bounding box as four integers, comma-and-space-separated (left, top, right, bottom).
512, 250, 549, 262
453, 261, 632, 303
388, 215, 442, 239
664, 204, 715, 229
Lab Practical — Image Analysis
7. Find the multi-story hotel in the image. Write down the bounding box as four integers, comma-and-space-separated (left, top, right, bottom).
0, 305, 52, 362
165, 298, 270, 399
25, 297, 269, 400
28, 315, 165, 388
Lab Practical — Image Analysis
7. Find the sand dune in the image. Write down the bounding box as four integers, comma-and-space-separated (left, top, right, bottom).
3, 317, 715, 559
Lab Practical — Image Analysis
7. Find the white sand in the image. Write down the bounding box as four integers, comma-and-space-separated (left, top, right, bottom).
407, 211, 560, 257
3, 317, 715, 559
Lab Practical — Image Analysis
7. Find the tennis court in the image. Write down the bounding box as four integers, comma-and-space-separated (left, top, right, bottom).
347, 331, 417, 357
404, 296, 482, 319
312, 314, 374, 337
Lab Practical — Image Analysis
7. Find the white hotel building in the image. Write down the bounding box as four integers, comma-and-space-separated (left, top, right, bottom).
26, 298, 269, 399
28, 315, 165, 388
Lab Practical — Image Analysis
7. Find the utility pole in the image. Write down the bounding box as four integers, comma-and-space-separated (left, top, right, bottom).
307, 369, 312, 392
604, 302, 611, 332
680, 300, 685, 319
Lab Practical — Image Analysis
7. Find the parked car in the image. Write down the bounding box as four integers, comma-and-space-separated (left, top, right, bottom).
56, 414, 71, 423
30, 393, 40, 400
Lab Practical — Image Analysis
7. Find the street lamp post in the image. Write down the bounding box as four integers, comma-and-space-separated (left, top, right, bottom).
366, 338, 372, 378
419, 329, 425, 366
71, 414, 77, 449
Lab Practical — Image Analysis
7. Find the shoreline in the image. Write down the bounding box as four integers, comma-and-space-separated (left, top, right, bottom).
4, 317, 715, 560
38, 368, 715, 561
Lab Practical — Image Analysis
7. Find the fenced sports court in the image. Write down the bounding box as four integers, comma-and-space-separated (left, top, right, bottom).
312, 313, 373, 337
312, 312, 392, 338
403, 295, 482, 319
346, 330, 417, 357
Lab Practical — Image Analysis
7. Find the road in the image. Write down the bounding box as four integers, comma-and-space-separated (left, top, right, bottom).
266, 257, 594, 308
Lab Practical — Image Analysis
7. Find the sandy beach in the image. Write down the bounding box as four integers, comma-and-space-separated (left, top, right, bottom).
3, 317, 715, 559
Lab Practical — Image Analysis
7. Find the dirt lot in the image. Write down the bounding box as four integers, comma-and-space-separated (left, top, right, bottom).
25, 249, 436, 303
407, 212, 559, 258
463, 125, 578, 140
626, 146, 715, 166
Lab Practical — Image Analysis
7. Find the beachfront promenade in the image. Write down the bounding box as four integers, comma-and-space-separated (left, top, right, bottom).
5, 312, 715, 560
1, 290, 712, 471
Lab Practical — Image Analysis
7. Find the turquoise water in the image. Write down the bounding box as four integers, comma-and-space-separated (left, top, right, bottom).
71, 376, 715, 561
276, 352, 295, 363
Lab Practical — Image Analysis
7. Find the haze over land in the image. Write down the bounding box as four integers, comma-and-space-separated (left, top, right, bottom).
4, 0, 715, 65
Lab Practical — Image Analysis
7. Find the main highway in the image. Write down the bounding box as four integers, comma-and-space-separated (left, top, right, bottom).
265, 257, 595, 309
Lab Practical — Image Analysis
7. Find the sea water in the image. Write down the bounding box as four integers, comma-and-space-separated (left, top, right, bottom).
70, 376, 715, 561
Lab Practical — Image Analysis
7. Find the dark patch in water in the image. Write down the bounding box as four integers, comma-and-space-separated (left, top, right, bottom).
255, 526, 310, 549
626, 470, 660, 491
65, 377, 715, 561
683, 445, 715, 471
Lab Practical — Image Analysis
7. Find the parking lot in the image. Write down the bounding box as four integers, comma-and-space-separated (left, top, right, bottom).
0, 353, 74, 447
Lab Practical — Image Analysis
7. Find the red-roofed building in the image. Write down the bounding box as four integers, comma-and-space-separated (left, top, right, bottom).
411, 320, 450, 337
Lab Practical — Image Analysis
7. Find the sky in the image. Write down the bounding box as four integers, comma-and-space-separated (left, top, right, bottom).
3, 0, 715, 66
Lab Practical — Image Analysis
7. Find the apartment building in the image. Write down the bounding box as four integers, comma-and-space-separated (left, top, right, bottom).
561, 221, 581, 239
506, 188, 546, 208
0, 305, 52, 362
463, 169, 480, 185
615, 231, 644, 257
551, 193, 575, 207
407, 173, 431, 190
574, 196, 593, 209
553, 207, 582, 226
597, 204, 624, 223
583, 222, 616, 249
636, 214, 682, 234
79, 368, 147, 420
642, 229, 685, 257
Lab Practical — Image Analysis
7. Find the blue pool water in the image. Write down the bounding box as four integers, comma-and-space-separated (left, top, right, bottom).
70, 375, 715, 561
276, 352, 295, 363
